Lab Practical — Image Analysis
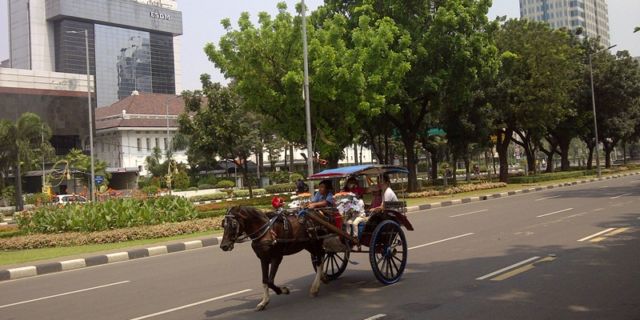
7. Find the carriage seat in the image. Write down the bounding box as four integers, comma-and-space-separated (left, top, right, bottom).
383, 201, 407, 214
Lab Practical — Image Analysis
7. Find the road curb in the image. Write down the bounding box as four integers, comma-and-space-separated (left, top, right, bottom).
405, 171, 640, 214
0, 236, 223, 282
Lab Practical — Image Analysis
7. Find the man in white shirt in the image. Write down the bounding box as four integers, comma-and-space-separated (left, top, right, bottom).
371, 174, 397, 212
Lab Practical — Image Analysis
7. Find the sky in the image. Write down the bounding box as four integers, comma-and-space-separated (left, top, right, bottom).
0, 0, 638, 90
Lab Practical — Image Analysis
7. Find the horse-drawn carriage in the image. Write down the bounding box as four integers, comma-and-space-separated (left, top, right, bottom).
220, 165, 413, 310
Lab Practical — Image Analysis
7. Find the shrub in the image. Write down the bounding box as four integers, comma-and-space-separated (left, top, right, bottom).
25, 193, 51, 206
232, 188, 267, 198
508, 170, 592, 184
172, 171, 190, 190
290, 172, 304, 181
142, 185, 160, 195
0, 217, 222, 250
1, 186, 16, 206
197, 184, 215, 190
189, 192, 228, 203
16, 196, 197, 233
406, 182, 507, 198
267, 171, 291, 184
265, 183, 296, 194
197, 175, 217, 186
215, 180, 235, 189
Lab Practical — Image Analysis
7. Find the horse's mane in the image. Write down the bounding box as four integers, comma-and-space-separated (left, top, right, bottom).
236, 206, 269, 221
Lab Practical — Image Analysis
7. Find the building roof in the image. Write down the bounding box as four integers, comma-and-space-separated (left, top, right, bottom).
95, 92, 186, 130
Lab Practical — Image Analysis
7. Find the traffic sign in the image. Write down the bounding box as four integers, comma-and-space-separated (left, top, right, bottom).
95, 175, 104, 185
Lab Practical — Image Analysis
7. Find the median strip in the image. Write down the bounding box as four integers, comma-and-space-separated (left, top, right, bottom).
0, 237, 223, 282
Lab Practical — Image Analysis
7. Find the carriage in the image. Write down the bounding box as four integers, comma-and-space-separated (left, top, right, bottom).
220, 165, 414, 310
298, 164, 414, 285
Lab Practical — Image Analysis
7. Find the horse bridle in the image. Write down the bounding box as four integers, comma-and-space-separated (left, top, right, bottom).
223, 208, 278, 243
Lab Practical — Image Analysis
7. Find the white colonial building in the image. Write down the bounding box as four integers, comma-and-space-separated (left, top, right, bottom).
94, 92, 187, 188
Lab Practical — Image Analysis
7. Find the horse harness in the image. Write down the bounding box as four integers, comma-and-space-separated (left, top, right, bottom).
225, 210, 294, 244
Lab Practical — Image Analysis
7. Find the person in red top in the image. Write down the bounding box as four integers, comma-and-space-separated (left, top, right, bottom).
343, 177, 365, 198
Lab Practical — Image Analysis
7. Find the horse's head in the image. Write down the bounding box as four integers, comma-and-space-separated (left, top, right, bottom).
220, 206, 245, 251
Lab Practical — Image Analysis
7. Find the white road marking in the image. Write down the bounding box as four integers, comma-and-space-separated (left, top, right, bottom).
535, 195, 560, 201
129, 289, 252, 320
450, 209, 488, 218
566, 212, 588, 219
536, 208, 573, 218
476, 256, 540, 280
0, 281, 130, 309
577, 228, 617, 242
609, 193, 631, 200
593, 208, 605, 212
408, 233, 474, 251
364, 314, 387, 320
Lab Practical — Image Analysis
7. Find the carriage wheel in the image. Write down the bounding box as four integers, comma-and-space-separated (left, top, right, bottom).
311, 244, 350, 281
369, 220, 407, 285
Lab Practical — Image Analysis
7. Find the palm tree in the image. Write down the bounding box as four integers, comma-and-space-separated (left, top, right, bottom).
0, 113, 52, 210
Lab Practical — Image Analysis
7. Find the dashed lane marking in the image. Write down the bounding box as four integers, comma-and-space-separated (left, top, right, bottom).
0, 281, 130, 309
408, 233, 474, 251
536, 208, 573, 218
449, 209, 488, 218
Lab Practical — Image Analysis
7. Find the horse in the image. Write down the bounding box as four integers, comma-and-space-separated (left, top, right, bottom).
219, 206, 327, 311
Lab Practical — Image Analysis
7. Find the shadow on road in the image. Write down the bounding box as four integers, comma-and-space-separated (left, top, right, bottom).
202, 214, 640, 320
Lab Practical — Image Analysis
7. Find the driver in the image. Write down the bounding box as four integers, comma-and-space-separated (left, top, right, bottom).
305, 180, 335, 208
371, 174, 397, 212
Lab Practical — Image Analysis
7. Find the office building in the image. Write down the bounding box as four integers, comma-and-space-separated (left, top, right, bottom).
520, 0, 610, 47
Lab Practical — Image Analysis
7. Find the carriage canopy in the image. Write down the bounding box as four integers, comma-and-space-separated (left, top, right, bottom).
307, 165, 409, 180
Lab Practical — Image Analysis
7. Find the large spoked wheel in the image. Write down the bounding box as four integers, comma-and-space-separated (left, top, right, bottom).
369, 220, 407, 285
312, 243, 350, 281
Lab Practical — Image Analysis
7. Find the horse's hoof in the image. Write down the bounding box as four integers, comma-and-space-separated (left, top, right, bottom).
282, 287, 290, 295
256, 302, 268, 311
321, 276, 329, 284
309, 291, 319, 298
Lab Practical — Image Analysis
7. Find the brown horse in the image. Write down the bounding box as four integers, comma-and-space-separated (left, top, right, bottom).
220, 206, 327, 311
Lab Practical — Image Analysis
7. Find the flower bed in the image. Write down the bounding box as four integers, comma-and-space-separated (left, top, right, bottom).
406, 182, 507, 198
0, 217, 222, 250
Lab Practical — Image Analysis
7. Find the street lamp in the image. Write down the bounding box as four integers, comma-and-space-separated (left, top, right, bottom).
165, 95, 172, 195
587, 43, 616, 178
301, 0, 314, 183
66, 29, 96, 202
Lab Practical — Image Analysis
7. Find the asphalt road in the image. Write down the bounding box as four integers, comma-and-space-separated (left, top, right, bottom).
1, 175, 639, 320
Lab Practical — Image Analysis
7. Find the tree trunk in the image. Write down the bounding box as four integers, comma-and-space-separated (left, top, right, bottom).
622, 140, 627, 165
242, 159, 252, 198
586, 144, 594, 170
496, 129, 512, 183
15, 154, 23, 211
353, 144, 358, 165
288, 144, 294, 172
384, 134, 390, 165
605, 148, 612, 168
464, 156, 471, 182
450, 155, 458, 185
430, 151, 438, 183
401, 136, 419, 192
283, 147, 288, 169
557, 137, 571, 171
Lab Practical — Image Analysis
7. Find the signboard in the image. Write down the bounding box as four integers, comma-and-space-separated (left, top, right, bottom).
95, 175, 104, 185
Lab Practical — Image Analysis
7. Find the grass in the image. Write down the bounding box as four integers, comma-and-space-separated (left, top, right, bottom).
0, 229, 220, 267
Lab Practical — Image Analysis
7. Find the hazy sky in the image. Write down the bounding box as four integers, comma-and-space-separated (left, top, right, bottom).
0, 0, 638, 91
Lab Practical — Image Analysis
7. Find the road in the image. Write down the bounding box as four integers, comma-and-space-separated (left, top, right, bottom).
1, 175, 639, 320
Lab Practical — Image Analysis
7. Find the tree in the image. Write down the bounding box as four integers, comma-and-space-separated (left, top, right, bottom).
64, 148, 110, 191
590, 51, 640, 167
180, 77, 261, 197
490, 19, 580, 178
206, 2, 412, 169
0, 113, 53, 210
322, 0, 499, 191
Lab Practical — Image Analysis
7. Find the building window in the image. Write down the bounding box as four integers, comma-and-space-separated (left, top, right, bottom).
155, 138, 160, 149
146, 138, 151, 150
137, 138, 141, 151
164, 138, 168, 150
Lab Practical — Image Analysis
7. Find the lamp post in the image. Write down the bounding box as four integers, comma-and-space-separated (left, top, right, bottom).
587, 43, 616, 178
166, 96, 172, 195
301, 0, 314, 185
66, 29, 96, 201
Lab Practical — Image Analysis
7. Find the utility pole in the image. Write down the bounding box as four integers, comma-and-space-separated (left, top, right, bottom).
301, 0, 314, 184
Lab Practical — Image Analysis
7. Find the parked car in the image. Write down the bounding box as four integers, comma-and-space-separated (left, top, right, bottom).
53, 194, 88, 205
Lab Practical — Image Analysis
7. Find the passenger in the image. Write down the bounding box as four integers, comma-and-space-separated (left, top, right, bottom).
343, 177, 365, 198
371, 174, 397, 212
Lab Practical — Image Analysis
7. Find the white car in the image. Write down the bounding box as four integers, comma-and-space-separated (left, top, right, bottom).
53, 195, 88, 205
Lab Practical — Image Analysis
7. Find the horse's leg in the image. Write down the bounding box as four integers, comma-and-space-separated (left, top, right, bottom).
267, 256, 289, 295
310, 253, 324, 297
256, 259, 270, 311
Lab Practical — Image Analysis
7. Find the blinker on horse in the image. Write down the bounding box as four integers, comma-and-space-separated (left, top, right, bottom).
220, 206, 327, 311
